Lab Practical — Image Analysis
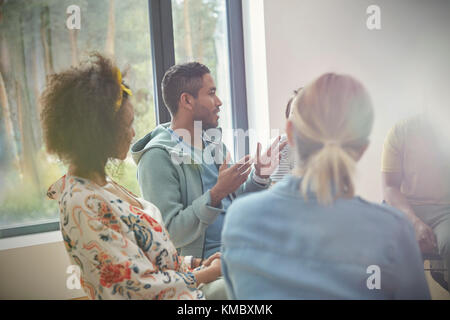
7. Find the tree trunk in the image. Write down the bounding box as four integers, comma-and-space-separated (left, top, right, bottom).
105, 0, 115, 56
17, 15, 41, 190
183, 0, 193, 60
15, 80, 40, 190
198, 17, 204, 62
40, 5, 55, 76
0, 70, 19, 169
31, 29, 42, 149
69, 29, 79, 66
0, 33, 11, 77
0, 32, 19, 168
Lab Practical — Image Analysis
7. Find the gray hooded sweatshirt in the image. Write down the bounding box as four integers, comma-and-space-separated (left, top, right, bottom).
131, 122, 269, 258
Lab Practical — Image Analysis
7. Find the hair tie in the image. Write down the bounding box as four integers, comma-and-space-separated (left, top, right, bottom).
115, 68, 133, 111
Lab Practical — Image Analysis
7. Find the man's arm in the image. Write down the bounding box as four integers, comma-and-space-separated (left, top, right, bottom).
382, 172, 437, 253
138, 147, 224, 250
382, 172, 418, 224
381, 121, 438, 254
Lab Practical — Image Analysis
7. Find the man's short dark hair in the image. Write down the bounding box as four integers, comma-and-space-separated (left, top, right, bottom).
285, 87, 303, 119
161, 62, 211, 116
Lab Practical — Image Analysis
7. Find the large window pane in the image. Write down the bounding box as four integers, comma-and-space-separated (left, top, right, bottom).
171, 0, 235, 159
0, 0, 155, 231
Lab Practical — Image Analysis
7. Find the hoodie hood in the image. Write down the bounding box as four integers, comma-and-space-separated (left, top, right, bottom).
131, 122, 188, 165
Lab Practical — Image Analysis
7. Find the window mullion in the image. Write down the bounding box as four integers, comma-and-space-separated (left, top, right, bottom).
148, 0, 175, 125
226, 0, 249, 159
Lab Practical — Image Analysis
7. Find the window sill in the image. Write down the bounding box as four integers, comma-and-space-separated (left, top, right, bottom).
0, 230, 63, 251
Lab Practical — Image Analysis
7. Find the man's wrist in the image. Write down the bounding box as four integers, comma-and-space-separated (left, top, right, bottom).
209, 186, 224, 208
401, 208, 420, 225
252, 171, 271, 185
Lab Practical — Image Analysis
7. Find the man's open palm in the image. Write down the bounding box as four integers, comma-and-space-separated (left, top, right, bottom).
254, 136, 288, 179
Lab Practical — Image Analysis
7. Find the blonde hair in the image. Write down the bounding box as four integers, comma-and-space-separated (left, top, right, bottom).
290, 73, 374, 205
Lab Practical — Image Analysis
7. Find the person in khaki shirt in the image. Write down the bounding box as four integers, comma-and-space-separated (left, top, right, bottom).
381, 113, 450, 290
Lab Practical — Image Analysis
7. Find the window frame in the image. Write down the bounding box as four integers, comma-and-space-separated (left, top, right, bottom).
226, 0, 250, 159
148, 0, 174, 125
0, 220, 60, 239
0, 0, 249, 239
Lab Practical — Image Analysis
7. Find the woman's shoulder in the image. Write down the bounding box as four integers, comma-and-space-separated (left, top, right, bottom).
350, 196, 412, 230
232, 175, 301, 209
48, 174, 93, 201
226, 186, 281, 228
56, 175, 117, 218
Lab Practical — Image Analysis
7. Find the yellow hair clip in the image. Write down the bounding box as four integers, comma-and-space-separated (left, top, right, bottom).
115, 68, 133, 111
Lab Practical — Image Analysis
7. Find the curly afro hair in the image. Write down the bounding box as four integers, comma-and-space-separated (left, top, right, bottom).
40, 53, 131, 177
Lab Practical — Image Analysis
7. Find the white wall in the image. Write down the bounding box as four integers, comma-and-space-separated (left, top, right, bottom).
242, 0, 271, 156
245, 0, 450, 202
0, 232, 85, 299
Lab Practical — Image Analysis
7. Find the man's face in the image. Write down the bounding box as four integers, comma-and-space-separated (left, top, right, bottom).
192, 73, 222, 130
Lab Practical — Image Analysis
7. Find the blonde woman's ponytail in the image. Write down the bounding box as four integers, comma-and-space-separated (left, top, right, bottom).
290, 73, 373, 205
300, 142, 356, 205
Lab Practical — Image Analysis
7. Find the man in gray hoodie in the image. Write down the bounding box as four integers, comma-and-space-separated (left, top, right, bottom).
131, 62, 284, 260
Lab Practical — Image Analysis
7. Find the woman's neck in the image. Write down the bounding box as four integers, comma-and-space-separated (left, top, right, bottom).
68, 165, 107, 187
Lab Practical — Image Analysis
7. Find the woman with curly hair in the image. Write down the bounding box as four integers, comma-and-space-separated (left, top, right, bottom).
41, 53, 221, 300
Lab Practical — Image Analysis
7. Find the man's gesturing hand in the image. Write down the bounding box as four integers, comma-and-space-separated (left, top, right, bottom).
254, 136, 288, 179
210, 154, 252, 207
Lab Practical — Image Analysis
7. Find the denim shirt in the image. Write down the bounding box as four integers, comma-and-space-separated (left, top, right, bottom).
221, 175, 430, 299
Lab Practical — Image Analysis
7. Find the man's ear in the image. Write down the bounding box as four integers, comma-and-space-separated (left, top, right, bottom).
179, 92, 194, 112
286, 120, 295, 147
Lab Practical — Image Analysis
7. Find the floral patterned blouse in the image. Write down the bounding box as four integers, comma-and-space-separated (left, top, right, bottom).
47, 174, 204, 300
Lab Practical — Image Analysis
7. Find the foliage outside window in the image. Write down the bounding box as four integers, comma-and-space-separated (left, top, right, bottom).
0, 0, 155, 230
